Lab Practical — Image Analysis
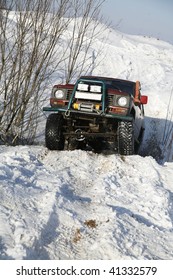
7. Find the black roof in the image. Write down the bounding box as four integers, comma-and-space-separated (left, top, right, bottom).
79, 76, 135, 85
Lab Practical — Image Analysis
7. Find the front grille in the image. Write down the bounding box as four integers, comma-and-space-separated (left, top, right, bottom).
66, 89, 73, 100
108, 94, 114, 106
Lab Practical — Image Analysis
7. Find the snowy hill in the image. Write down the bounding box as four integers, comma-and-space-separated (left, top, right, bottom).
0, 19, 173, 260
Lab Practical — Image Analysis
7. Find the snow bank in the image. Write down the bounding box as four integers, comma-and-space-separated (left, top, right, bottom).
0, 146, 173, 260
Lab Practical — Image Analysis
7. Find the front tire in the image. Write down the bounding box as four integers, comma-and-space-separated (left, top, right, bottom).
45, 114, 65, 150
117, 121, 134, 155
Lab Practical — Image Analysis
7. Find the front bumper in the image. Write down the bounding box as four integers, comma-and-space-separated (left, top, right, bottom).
43, 107, 133, 121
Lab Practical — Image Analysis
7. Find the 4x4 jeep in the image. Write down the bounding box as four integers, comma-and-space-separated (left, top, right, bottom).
43, 76, 148, 155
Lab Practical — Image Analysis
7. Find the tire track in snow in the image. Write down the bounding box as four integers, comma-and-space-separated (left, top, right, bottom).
41, 149, 173, 259
41, 150, 121, 259
1, 146, 173, 259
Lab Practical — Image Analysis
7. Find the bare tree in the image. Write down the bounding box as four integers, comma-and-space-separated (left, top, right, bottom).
0, 0, 71, 144
63, 0, 109, 83
0, 0, 109, 144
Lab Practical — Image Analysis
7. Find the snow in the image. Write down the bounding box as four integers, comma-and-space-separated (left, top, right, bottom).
1, 14, 173, 260
1, 146, 173, 260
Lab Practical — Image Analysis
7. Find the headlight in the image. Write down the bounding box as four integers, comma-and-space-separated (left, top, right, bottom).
117, 96, 128, 107
55, 90, 65, 99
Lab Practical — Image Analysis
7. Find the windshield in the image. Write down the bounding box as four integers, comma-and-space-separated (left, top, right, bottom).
105, 80, 135, 95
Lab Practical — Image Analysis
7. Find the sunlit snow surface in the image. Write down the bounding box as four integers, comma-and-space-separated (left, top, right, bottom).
1, 13, 173, 259
0, 146, 173, 260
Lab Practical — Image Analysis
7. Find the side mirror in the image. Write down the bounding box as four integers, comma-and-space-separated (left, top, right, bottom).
140, 95, 148, 105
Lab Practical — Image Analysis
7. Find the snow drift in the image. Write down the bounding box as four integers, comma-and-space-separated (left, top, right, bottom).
0, 13, 173, 260
0, 146, 173, 260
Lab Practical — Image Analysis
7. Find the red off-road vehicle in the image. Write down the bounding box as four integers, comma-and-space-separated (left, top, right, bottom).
43, 76, 148, 155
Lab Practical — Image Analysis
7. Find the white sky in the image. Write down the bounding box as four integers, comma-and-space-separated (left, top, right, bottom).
102, 0, 173, 44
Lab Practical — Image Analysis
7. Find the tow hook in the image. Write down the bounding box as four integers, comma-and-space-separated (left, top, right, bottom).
75, 129, 85, 141
65, 110, 71, 117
